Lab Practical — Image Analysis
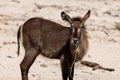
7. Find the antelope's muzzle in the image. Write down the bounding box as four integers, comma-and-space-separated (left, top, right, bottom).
72, 38, 79, 47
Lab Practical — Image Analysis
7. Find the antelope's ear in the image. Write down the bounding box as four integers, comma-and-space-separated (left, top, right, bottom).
82, 10, 91, 21
61, 11, 72, 24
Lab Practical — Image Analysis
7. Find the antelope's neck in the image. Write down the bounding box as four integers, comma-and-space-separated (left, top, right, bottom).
70, 41, 80, 61
70, 37, 88, 61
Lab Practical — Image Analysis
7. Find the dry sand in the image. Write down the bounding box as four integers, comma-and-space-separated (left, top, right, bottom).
0, 0, 120, 80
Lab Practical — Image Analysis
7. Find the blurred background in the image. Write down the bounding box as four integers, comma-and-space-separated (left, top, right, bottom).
0, 0, 120, 80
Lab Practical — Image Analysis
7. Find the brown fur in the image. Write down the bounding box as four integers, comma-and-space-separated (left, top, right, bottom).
17, 10, 90, 80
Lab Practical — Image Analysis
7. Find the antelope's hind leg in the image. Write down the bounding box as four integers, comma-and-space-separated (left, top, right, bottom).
20, 48, 39, 80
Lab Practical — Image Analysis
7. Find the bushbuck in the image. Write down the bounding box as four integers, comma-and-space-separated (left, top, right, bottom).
17, 10, 91, 80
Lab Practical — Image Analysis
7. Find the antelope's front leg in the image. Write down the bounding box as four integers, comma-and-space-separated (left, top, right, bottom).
60, 54, 69, 80
68, 61, 75, 80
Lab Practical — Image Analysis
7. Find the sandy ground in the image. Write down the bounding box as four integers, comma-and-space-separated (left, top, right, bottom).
0, 0, 120, 80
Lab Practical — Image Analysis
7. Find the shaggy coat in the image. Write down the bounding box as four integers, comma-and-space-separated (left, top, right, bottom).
17, 10, 90, 80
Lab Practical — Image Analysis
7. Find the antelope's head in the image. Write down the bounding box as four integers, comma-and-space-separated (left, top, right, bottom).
61, 10, 91, 47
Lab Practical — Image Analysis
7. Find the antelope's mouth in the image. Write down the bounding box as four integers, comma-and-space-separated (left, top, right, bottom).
74, 43, 79, 48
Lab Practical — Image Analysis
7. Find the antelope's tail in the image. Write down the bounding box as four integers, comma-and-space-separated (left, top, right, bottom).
17, 26, 22, 56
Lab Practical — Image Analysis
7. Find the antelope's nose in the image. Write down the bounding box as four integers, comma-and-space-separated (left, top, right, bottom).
73, 38, 79, 44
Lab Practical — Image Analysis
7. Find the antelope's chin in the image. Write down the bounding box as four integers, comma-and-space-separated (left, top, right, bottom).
73, 43, 79, 48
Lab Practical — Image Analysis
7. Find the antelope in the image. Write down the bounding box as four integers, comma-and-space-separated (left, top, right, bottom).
17, 10, 91, 80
